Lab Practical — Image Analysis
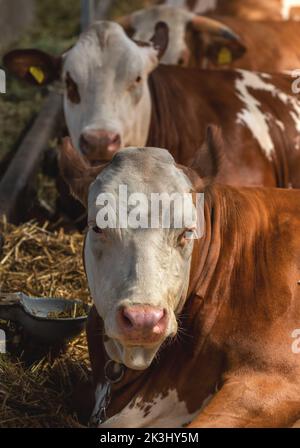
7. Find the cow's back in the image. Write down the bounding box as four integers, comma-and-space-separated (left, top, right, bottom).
148, 66, 300, 187
153, 0, 300, 20
212, 18, 300, 72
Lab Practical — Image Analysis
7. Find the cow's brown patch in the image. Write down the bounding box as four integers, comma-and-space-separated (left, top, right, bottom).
66, 72, 80, 104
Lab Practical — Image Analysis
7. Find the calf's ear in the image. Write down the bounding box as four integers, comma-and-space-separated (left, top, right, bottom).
189, 16, 246, 66
3, 49, 62, 86
59, 138, 104, 206
189, 125, 226, 188
150, 21, 169, 59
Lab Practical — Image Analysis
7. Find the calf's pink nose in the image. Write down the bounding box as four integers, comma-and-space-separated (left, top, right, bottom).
117, 305, 167, 343
79, 129, 121, 161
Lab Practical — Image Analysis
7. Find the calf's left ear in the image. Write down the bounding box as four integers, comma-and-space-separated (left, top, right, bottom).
3, 49, 62, 85
59, 138, 104, 206
189, 16, 246, 66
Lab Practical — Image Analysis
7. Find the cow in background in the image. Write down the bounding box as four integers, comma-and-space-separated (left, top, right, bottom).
4, 21, 300, 189
152, 0, 300, 20
117, 5, 300, 72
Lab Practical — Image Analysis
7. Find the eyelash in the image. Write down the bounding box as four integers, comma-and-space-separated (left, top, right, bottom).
92, 225, 103, 235
178, 229, 196, 247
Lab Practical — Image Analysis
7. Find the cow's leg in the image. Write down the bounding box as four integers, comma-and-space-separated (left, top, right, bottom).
188, 372, 300, 428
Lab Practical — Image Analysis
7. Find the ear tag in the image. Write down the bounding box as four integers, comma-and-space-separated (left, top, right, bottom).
29, 66, 45, 84
218, 47, 232, 65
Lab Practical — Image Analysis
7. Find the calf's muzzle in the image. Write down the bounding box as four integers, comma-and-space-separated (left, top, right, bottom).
80, 129, 121, 162
117, 305, 168, 345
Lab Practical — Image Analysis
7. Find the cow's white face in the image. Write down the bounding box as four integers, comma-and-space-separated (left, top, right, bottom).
130, 6, 194, 66
84, 148, 197, 370
62, 22, 159, 162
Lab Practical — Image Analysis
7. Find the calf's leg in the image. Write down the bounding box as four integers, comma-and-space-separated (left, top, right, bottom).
188, 372, 300, 428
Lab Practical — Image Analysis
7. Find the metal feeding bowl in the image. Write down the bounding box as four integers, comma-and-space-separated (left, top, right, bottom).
0, 292, 91, 344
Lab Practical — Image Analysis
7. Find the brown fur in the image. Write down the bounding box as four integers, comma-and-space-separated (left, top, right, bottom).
147, 66, 300, 188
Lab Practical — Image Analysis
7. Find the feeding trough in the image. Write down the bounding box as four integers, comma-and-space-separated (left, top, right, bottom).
0, 292, 90, 344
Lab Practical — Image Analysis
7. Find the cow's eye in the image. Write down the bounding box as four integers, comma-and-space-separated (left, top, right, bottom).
92, 225, 103, 235
65, 72, 80, 104
135, 75, 142, 83
178, 229, 196, 247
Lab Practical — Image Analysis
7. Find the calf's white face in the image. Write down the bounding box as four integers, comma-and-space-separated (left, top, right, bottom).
84, 148, 197, 370
63, 22, 159, 161
128, 6, 194, 65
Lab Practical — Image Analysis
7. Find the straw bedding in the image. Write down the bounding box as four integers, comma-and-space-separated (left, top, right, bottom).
0, 219, 92, 428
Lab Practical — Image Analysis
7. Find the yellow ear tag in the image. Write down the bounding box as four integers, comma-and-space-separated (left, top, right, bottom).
29, 66, 45, 84
218, 47, 232, 65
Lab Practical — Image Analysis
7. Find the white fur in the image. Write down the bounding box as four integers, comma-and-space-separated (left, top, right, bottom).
281, 0, 300, 19
165, 0, 217, 14
85, 148, 195, 370
63, 22, 158, 152
131, 6, 194, 65
94, 387, 213, 428
235, 70, 300, 160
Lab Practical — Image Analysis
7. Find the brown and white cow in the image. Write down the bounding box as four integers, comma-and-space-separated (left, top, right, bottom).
117, 6, 246, 67
5, 22, 300, 188
152, 0, 300, 20
118, 5, 300, 72
60, 132, 300, 428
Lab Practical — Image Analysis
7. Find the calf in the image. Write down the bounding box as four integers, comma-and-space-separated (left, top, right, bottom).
60, 132, 300, 428
5, 21, 300, 187
118, 5, 300, 72
153, 0, 300, 20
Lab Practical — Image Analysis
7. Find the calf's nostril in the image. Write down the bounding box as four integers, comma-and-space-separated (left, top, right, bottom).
120, 306, 166, 332
121, 309, 135, 329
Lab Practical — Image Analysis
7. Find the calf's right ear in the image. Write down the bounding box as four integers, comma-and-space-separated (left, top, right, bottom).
3, 49, 62, 85
59, 138, 105, 207
150, 21, 169, 60
188, 125, 227, 188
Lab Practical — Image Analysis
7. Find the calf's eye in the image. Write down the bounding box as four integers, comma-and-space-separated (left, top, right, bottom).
65, 72, 80, 104
92, 226, 103, 235
136, 75, 142, 83
178, 229, 196, 247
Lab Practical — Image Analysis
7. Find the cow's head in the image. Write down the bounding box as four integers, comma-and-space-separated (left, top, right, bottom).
117, 5, 246, 67
59, 126, 222, 370
3, 21, 168, 164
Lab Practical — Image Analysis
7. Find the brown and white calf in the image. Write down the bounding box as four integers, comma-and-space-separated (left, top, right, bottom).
5, 21, 300, 188
118, 5, 300, 72
152, 0, 300, 20
60, 132, 300, 428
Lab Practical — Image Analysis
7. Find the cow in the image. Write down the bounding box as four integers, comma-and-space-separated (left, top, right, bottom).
152, 0, 300, 20
59, 131, 300, 428
117, 5, 300, 72
4, 21, 300, 189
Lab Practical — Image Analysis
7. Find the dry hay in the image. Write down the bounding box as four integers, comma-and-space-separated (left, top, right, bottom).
0, 219, 92, 428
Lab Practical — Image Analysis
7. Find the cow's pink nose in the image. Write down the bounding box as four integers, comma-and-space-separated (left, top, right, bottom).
80, 129, 121, 161
117, 305, 168, 344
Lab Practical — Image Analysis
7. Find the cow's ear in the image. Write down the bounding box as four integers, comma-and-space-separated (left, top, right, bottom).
150, 21, 169, 60
3, 49, 62, 86
189, 16, 246, 66
189, 125, 226, 187
116, 14, 136, 38
59, 138, 104, 206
